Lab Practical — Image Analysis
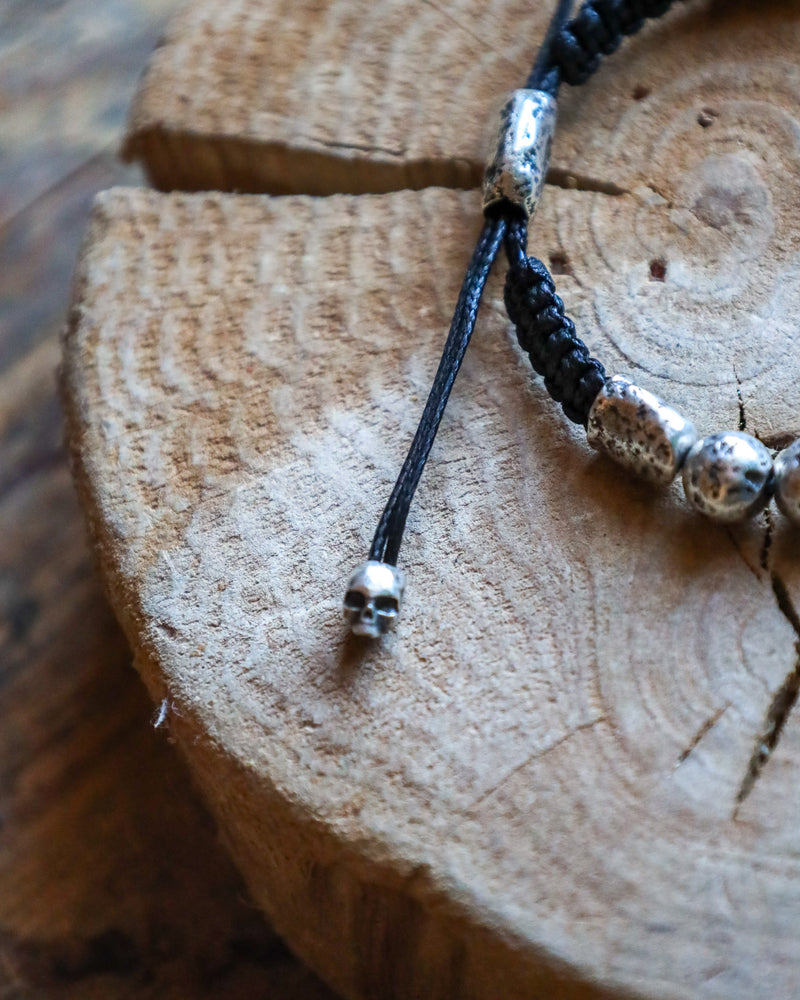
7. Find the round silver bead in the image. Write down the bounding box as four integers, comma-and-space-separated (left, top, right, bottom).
586, 375, 698, 485
343, 561, 405, 638
482, 89, 557, 219
682, 432, 774, 523
773, 439, 800, 526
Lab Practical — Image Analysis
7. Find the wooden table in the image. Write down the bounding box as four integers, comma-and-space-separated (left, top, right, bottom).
0, 2, 335, 996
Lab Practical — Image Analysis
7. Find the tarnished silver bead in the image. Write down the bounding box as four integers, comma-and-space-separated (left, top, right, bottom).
682, 432, 774, 523
343, 561, 405, 638
586, 375, 698, 485
482, 89, 557, 219
773, 439, 800, 526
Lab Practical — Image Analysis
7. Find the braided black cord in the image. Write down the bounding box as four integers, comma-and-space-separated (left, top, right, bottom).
527, 0, 575, 95
531, 0, 682, 89
366, 0, 680, 569
503, 218, 606, 425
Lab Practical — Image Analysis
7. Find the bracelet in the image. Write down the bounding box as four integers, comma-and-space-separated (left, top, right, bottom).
343, 0, 800, 638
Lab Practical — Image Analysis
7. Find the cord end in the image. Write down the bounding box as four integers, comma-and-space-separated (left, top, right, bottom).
343, 561, 406, 638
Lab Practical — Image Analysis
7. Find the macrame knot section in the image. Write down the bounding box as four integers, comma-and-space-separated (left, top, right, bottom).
504, 255, 606, 425
552, 0, 678, 86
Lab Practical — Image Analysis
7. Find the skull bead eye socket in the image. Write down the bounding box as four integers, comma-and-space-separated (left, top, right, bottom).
344, 590, 366, 611
374, 595, 399, 615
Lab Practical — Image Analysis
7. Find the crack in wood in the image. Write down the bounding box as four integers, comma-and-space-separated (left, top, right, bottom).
770, 571, 800, 636
128, 128, 632, 202
676, 703, 730, 765
311, 137, 407, 159
732, 365, 746, 432
759, 506, 773, 573
724, 368, 775, 577
736, 572, 800, 808
546, 167, 629, 197
724, 526, 761, 582
468, 716, 607, 810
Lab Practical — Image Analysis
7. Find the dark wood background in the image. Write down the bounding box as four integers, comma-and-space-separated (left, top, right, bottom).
0, 2, 336, 996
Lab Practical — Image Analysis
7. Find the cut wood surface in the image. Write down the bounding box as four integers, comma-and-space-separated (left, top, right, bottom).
0, 2, 333, 996
122, 0, 552, 194
64, 0, 800, 998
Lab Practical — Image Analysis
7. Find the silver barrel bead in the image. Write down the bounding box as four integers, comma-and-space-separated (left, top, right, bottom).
682, 432, 774, 523
773, 439, 800, 526
482, 89, 557, 219
586, 375, 698, 485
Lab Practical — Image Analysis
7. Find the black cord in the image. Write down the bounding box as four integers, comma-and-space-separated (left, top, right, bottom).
369, 216, 506, 565
503, 218, 606, 425
366, 0, 682, 569
546, 0, 680, 87
528, 0, 575, 93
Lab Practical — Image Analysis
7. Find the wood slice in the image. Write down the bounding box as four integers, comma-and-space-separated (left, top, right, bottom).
64, 1, 800, 998
121, 0, 557, 194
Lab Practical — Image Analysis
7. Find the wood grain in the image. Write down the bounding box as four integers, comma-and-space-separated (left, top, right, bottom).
64, 0, 800, 997
64, 183, 800, 1000
122, 0, 560, 193
0, 2, 335, 996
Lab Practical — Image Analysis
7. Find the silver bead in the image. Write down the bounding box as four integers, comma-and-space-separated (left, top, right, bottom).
682, 432, 774, 523
773, 439, 800, 526
343, 561, 405, 638
586, 375, 698, 485
482, 89, 557, 219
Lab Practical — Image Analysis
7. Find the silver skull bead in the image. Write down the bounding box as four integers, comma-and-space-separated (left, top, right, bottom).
343, 561, 405, 638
